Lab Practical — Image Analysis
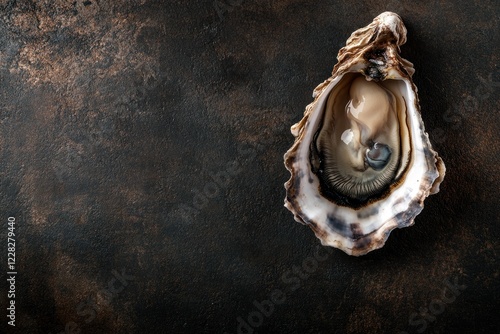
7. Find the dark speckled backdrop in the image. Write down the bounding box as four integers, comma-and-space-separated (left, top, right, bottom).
0, 0, 498, 333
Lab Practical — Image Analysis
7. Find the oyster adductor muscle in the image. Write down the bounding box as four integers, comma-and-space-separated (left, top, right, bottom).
284, 12, 446, 256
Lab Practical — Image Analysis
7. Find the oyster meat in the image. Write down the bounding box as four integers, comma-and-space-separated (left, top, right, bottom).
284, 12, 445, 256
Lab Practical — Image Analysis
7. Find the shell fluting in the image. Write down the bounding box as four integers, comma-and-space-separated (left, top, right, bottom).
284, 12, 446, 256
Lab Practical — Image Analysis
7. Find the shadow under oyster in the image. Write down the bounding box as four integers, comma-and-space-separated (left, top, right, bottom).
284, 12, 445, 256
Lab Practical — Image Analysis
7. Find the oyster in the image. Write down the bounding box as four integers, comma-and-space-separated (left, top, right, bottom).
283, 12, 445, 256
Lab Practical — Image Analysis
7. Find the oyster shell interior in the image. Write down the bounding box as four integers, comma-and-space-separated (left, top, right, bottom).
312, 75, 410, 204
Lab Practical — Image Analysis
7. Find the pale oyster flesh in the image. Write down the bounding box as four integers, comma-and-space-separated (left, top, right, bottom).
284, 12, 445, 256
313, 75, 409, 203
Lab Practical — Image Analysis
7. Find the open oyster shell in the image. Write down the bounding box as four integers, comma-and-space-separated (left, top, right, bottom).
284, 12, 445, 256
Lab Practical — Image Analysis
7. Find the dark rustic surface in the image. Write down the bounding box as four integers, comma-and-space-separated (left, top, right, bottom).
0, 1, 499, 333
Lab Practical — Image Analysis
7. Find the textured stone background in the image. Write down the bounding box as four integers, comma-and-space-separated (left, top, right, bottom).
0, 0, 498, 333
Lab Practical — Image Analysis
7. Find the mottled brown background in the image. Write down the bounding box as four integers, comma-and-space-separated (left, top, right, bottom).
0, 0, 498, 333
